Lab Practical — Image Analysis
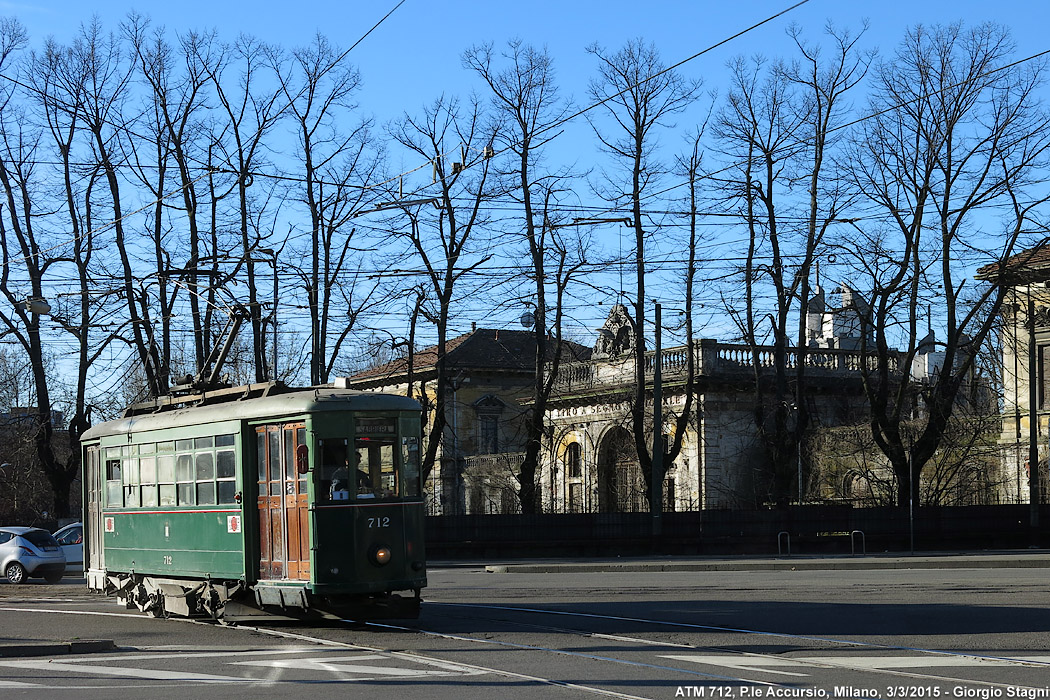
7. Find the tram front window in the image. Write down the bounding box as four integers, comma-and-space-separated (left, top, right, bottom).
355, 437, 398, 499
318, 437, 398, 501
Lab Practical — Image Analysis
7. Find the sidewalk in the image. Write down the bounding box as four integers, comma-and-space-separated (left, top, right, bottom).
427, 549, 1050, 573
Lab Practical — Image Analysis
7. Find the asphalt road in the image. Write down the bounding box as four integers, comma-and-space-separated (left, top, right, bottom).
0, 559, 1048, 700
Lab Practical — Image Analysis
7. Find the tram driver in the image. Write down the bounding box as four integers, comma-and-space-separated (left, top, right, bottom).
330, 451, 372, 500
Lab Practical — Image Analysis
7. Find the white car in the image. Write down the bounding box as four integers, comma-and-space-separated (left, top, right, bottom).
0, 527, 65, 584
53, 522, 83, 574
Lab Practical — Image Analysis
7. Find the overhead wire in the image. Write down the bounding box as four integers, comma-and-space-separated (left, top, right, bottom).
6, 0, 1046, 261
9, 1, 1043, 379
0, 0, 411, 271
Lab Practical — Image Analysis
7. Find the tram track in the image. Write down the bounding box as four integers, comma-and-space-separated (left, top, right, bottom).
423, 601, 1050, 665
343, 601, 1050, 692
9, 597, 1049, 694
3, 566, 1049, 698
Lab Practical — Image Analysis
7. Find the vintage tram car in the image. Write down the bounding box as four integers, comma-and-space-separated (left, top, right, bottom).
80, 381, 426, 620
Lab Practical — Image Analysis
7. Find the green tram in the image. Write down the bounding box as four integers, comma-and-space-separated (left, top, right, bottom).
80, 382, 427, 620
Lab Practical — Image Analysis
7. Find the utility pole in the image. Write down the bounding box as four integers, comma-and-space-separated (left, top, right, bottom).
652, 302, 663, 540
1028, 287, 1041, 546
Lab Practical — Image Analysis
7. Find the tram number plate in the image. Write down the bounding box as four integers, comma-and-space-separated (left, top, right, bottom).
367, 517, 391, 529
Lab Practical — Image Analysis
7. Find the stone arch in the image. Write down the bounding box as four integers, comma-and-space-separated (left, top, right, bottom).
842, 470, 872, 504
596, 426, 645, 513
557, 433, 585, 512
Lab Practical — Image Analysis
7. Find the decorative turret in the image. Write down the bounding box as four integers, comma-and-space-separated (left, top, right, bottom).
807, 283, 873, 350
593, 304, 637, 359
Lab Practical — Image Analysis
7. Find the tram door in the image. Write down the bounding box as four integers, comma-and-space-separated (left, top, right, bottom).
84, 446, 105, 576
256, 424, 310, 580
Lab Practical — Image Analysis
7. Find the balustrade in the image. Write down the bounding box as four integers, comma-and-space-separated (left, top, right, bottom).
550, 340, 900, 393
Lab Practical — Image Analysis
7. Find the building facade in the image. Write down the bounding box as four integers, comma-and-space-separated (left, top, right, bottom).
342, 328, 590, 514
539, 297, 884, 512
979, 247, 1050, 504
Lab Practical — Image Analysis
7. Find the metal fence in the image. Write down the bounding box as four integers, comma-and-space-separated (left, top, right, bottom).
425, 504, 1050, 557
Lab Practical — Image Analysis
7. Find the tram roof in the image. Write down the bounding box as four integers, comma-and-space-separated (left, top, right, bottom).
82, 386, 421, 441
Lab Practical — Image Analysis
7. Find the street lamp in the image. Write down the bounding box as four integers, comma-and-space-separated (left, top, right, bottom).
16, 296, 51, 315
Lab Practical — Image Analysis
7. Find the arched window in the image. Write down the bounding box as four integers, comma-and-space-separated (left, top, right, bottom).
472, 394, 506, 455
566, 442, 582, 478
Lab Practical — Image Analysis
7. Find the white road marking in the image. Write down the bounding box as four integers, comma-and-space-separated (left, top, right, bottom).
236, 621, 659, 699
661, 655, 809, 677
232, 654, 465, 677
80, 646, 339, 663
0, 658, 247, 683
0, 644, 487, 686
663, 654, 1050, 676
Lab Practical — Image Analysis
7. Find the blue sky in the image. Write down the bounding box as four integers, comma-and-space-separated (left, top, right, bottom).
6, 0, 1050, 357
10, 0, 1049, 136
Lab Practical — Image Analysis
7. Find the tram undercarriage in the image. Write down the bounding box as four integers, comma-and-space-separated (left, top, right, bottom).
103, 571, 422, 623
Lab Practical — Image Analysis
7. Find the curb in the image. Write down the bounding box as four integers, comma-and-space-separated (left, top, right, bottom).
482, 555, 1050, 574
0, 639, 116, 658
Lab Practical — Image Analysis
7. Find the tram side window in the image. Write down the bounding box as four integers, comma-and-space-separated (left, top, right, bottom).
123, 455, 140, 508
167, 434, 238, 506
140, 456, 158, 508
217, 447, 237, 504
100, 438, 236, 509
402, 436, 421, 497
105, 452, 122, 507
176, 452, 195, 505
196, 452, 216, 505
158, 453, 176, 506
318, 438, 349, 502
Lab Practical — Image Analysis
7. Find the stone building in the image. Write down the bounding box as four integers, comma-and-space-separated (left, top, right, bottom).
978, 246, 1050, 504
342, 328, 590, 514
541, 279, 1018, 512
539, 293, 891, 512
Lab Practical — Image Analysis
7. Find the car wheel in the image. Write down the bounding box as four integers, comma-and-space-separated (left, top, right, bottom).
43, 571, 63, 584
5, 562, 27, 584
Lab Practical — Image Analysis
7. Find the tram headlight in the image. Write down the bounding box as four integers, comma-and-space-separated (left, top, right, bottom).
370, 544, 392, 567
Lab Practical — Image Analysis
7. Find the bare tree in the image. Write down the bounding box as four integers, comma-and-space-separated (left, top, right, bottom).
203, 34, 286, 384
270, 34, 382, 384
713, 24, 871, 505
586, 38, 701, 507
41, 21, 167, 397
662, 129, 710, 496
846, 22, 1050, 507
386, 94, 497, 505
0, 18, 91, 518
127, 18, 229, 378
463, 39, 590, 514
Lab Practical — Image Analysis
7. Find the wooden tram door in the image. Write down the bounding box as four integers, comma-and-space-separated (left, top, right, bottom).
256, 424, 310, 580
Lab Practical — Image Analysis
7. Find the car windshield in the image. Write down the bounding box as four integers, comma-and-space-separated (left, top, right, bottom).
56, 527, 82, 545
22, 530, 58, 548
